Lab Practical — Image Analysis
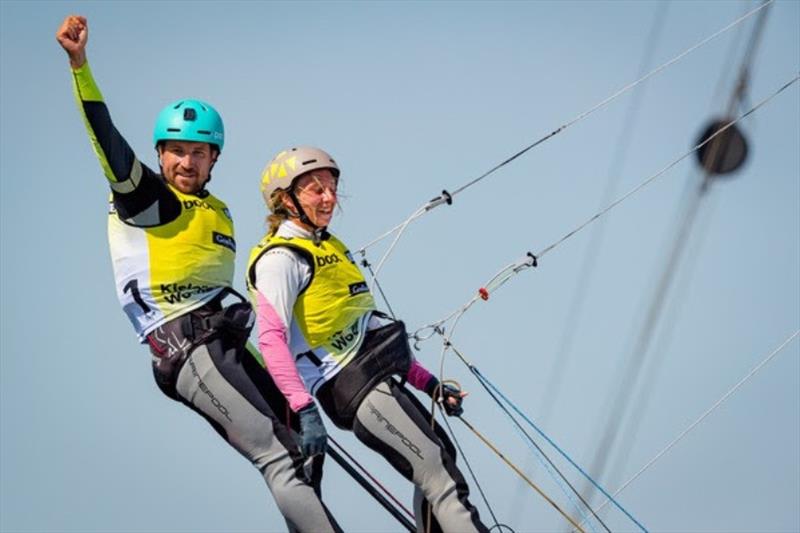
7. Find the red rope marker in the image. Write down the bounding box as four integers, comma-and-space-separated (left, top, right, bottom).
479, 287, 490, 301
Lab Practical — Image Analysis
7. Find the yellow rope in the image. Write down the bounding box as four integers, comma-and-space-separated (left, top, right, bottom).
458, 416, 586, 533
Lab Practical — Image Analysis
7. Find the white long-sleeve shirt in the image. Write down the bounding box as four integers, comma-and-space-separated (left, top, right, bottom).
252, 221, 435, 412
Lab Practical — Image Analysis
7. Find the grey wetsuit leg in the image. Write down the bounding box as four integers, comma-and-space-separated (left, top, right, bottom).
352, 380, 487, 533
175, 340, 341, 533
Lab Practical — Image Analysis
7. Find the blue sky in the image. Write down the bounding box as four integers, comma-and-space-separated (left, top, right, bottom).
1, 1, 798, 532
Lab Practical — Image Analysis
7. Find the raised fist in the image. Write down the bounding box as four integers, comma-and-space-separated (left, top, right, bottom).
56, 15, 88, 69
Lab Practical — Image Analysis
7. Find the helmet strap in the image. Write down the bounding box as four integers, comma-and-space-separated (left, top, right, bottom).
155, 145, 166, 177
204, 156, 217, 188
288, 189, 316, 228
287, 189, 328, 242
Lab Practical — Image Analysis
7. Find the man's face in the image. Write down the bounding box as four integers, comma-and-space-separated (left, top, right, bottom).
158, 140, 216, 194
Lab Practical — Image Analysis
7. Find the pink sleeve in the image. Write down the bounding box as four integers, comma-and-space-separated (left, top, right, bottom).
256, 292, 314, 412
406, 358, 435, 392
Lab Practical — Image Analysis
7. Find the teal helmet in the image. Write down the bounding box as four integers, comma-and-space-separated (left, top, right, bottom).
153, 99, 225, 152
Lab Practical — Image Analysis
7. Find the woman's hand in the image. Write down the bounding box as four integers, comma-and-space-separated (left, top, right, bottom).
298, 404, 328, 457
434, 382, 467, 417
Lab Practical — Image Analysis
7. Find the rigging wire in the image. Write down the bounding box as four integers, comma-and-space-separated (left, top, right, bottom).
355, 0, 774, 279
412, 71, 799, 343
427, 330, 603, 531
533, 0, 670, 448
436, 357, 606, 532
426, 318, 799, 532
406, 75, 796, 529
365, 204, 429, 295
531, 75, 792, 264
456, 413, 588, 533
581, 329, 800, 525
597, 182, 720, 499
505, 416, 602, 533
343, 4, 787, 528
583, 0, 774, 501
434, 404, 508, 531
474, 368, 609, 533
579, 168, 708, 503
446, 0, 771, 200
710, 1, 752, 105
360, 257, 398, 319
441, 335, 645, 531
529, 4, 672, 524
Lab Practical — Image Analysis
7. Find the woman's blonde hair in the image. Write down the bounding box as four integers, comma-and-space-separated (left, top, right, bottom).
266, 189, 292, 236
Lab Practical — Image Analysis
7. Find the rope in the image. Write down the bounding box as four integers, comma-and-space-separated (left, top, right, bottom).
364, 205, 428, 294
594, 175, 718, 503
436, 405, 507, 530
408, 80, 797, 530
503, 407, 602, 533
585, 1, 776, 500
412, 72, 799, 341
437, 375, 602, 532
406, 75, 796, 529
360, 257, 397, 319
427, 350, 588, 532
473, 368, 608, 533
580, 179, 707, 507
538, 0, 671, 428
584, 329, 799, 523
535, 75, 797, 260
457, 415, 587, 533
355, 0, 774, 258
441, 335, 647, 532
475, 366, 647, 532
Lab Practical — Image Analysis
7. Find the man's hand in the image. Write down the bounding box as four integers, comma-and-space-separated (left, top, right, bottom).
56, 15, 88, 69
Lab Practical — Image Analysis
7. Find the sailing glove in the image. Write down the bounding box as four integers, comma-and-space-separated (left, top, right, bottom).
298, 404, 328, 457
425, 378, 465, 417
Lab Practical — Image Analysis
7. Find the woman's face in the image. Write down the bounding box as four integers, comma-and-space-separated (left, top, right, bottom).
290, 168, 338, 228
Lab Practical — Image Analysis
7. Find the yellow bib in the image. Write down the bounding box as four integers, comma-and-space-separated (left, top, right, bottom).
109, 185, 235, 340
247, 232, 376, 360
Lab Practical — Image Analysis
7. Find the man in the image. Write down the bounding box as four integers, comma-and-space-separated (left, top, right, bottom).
56, 15, 341, 532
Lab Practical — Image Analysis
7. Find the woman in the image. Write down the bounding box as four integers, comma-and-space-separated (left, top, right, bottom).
247, 146, 489, 532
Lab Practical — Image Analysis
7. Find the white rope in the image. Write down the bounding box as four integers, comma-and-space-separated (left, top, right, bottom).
586, 329, 800, 521
554, 0, 774, 136
535, 73, 798, 261
413, 73, 799, 342
358, 201, 431, 256
365, 204, 428, 295
356, 0, 774, 257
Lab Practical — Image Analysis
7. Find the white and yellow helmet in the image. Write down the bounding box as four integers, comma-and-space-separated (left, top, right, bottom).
261, 146, 339, 209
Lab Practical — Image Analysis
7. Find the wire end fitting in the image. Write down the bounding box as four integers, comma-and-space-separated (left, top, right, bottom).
527, 252, 538, 267
426, 189, 454, 211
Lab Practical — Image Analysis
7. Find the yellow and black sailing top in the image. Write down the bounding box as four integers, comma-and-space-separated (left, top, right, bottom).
245, 223, 377, 409
72, 62, 235, 341
246, 230, 376, 357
